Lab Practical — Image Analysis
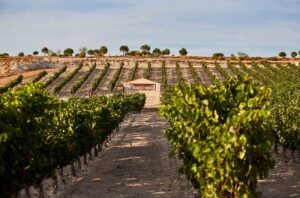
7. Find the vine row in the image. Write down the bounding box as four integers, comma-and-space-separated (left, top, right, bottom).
31, 71, 47, 83
43, 66, 67, 87
71, 62, 96, 94
108, 62, 124, 91
53, 63, 83, 94
91, 62, 110, 92
0, 75, 23, 94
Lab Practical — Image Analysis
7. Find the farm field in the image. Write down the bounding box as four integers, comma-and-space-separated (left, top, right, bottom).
1, 58, 299, 99
0, 57, 300, 197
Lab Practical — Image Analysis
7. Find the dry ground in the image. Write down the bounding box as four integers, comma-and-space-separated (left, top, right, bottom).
60, 109, 196, 198
0, 68, 58, 86
258, 149, 300, 198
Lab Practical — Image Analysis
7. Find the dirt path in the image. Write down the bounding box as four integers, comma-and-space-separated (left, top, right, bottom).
61, 109, 195, 198
258, 149, 300, 198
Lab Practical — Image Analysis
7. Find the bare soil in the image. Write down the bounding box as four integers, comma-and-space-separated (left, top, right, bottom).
61, 109, 196, 198
258, 149, 300, 198
0, 68, 58, 86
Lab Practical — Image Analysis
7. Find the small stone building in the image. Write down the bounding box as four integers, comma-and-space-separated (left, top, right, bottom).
123, 78, 161, 107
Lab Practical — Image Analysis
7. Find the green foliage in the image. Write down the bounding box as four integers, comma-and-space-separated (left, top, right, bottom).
144, 62, 151, 79
87, 49, 95, 56
238, 62, 270, 85
227, 61, 244, 78
140, 44, 151, 53
43, 65, 67, 87
92, 62, 110, 91
79, 52, 86, 58
278, 52, 286, 58
53, 63, 83, 94
160, 75, 274, 197
127, 50, 142, 56
202, 63, 219, 84
212, 53, 224, 59
161, 61, 168, 88
188, 62, 201, 85
120, 45, 129, 55
0, 52, 9, 57
128, 62, 138, 81
63, 48, 74, 56
71, 62, 96, 94
214, 62, 230, 80
161, 85, 175, 105
291, 51, 297, 58
161, 48, 170, 56
179, 48, 187, 56
33, 51, 39, 56
175, 62, 185, 85
100, 46, 108, 55
0, 75, 23, 94
269, 81, 300, 151
152, 48, 161, 56
237, 52, 249, 59
31, 71, 47, 83
18, 52, 24, 57
0, 83, 145, 197
108, 62, 124, 91
41, 47, 49, 55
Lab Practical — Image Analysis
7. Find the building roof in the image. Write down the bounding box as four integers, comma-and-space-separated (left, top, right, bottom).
124, 78, 160, 85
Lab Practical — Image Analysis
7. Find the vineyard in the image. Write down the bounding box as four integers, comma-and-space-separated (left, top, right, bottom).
0, 58, 300, 197
2, 60, 300, 98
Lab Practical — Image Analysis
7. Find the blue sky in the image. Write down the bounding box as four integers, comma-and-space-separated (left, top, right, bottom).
0, 0, 299, 56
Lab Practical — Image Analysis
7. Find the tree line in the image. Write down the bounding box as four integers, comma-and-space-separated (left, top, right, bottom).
0, 45, 188, 58
1, 47, 299, 59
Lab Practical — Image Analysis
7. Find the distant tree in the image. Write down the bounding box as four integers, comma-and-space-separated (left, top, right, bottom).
93, 49, 101, 56
179, 48, 188, 56
140, 44, 151, 54
41, 47, 49, 56
120, 45, 129, 55
18, 52, 24, 57
212, 53, 225, 59
99, 46, 108, 55
63, 48, 74, 56
79, 52, 86, 58
0, 52, 9, 57
237, 51, 249, 58
298, 50, 300, 55
79, 47, 87, 54
161, 48, 170, 56
152, 48, 161, 56
291, 51, 297, 58
33, 51, 39, 56
279, 52, 286, 58
87, 49, 95, 56
230, 54, 237, 60
128, 50, 142, 56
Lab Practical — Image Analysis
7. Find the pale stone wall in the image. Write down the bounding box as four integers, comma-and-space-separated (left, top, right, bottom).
125, 89, 161, 107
